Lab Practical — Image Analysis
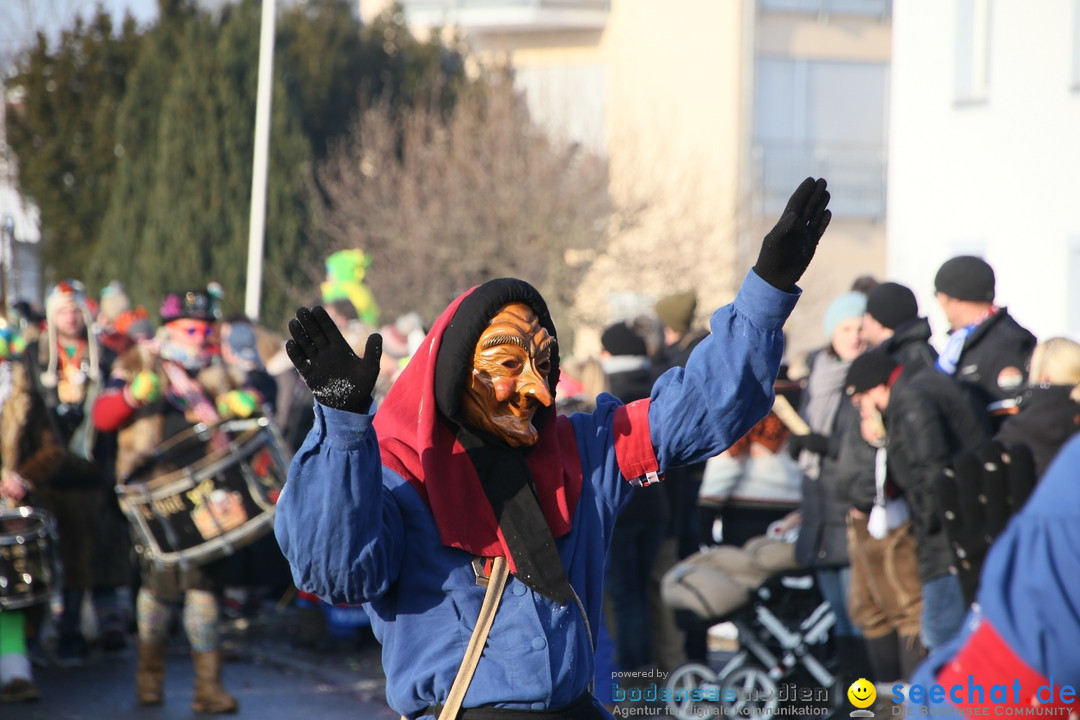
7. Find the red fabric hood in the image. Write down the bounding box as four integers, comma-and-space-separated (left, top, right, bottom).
372, 287, 583, 568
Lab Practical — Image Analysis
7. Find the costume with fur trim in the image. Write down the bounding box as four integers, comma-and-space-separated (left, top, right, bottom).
275, 270, 797, 718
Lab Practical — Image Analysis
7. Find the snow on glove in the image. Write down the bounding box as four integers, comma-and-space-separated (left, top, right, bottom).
753, 177, 832, 291
286, 306, 382, 414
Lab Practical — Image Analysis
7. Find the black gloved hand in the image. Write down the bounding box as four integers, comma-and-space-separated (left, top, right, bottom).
754, 177, 832, 291
938, 441, 1038, 606
786, 432, 830, 459
286, 306, 383, 414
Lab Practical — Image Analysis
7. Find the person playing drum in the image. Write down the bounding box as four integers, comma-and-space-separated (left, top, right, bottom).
275, 179, 832, 720
0, 330, 49, 704
92, 288, 266, 714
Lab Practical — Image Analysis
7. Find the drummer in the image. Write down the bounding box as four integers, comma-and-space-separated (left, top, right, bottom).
92, 287, 265, 714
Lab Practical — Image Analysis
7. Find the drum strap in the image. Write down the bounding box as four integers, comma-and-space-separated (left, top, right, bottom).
439, 555, 509, 720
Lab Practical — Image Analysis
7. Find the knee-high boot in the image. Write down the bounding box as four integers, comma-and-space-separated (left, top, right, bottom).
191, 650, 238, 713
863, 632, 902, 684
135, 641, 166, 705
898, 634, 927, 681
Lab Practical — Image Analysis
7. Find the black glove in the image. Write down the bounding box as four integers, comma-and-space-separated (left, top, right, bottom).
938, 441, 1038, 606
786, 432, 830, 459
286, 306, 383, 414
754, 177, 832, 291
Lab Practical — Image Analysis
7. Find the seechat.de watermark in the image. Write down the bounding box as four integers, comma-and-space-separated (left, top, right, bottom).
888, 676, 1077, 716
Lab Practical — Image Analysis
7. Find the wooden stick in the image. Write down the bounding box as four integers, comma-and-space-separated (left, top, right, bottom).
772, 394, 810, 436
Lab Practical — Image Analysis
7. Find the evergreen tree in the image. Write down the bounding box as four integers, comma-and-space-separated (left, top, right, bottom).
90, 0, 197, 298
6, 7, 143, 282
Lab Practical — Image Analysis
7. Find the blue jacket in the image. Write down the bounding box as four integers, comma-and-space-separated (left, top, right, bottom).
274, 271, 797, 718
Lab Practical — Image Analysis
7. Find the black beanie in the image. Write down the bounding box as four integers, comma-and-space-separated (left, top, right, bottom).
601, 322, 647, 358
845, 349, 899, 396
866, 282, 919, 330
934, 256, 995, 302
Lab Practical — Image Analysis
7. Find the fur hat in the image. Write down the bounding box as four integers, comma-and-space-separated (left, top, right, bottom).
934, 256, 995, 302
655, 291, 697, 335
844, 349, 898, 396
601, 322, 647, 358
866, 282, 919, 330
824, 291, 867, 340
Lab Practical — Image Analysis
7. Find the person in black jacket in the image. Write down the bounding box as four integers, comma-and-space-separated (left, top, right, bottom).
844, 349, 990, 653
598, 322, 671, 675
933, 256, 1036, 429
994, 336, 1080, 479
785, 290, 868, 677
837, 282, 936, 683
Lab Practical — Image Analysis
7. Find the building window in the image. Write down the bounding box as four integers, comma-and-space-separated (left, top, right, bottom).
955, 0, 992, 104
513, 64, 606, 155
753, 58, 890, 219
1069, 238, 1080, 336
1072, 0, 1080, 90
759, 0, 892, 19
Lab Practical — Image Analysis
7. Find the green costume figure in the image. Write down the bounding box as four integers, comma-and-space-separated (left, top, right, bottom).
321, 249, 380, 327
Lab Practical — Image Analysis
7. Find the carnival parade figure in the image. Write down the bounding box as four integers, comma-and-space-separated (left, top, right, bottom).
275, 179, 832, 719
92, 289, 268, 714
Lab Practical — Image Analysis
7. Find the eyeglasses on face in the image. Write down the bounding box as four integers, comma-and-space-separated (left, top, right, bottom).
170, 322, 213, 338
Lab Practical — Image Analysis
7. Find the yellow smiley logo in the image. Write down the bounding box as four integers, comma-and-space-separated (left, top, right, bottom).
847, 678, 876, 708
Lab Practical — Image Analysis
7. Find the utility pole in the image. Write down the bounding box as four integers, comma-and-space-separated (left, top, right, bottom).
244, 0, 276, 322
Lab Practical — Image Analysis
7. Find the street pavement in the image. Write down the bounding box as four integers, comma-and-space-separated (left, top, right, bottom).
7, 601, 398, 719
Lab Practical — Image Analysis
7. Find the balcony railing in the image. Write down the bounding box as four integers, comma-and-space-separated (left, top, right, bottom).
752, 142, 888, 221
398, 0, 610, 33
759, 0, 892, 20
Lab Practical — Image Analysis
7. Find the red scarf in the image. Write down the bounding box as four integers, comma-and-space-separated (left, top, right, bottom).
372, 289, 583, 570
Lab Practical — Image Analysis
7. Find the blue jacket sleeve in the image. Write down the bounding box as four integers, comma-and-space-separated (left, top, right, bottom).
648, 269, 797, 470
273, 402, 405, 605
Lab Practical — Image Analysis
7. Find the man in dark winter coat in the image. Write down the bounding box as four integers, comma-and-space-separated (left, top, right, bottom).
836, 281, 938, 683
933, 256, 1036, 426
844, 349, 990, 654
597, 321, 671, 676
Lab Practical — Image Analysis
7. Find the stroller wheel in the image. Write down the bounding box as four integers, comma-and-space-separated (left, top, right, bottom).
665, 663, 722, 720
719, 662, 778, 718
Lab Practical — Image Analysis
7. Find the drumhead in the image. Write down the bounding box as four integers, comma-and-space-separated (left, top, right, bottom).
120, 417, 269, 493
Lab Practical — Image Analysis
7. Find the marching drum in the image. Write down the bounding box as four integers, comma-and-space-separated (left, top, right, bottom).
118, 416, 290, 568
0, 506, 58, 610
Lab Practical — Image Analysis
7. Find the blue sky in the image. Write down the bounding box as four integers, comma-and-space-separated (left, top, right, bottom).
1, 0, 160, 66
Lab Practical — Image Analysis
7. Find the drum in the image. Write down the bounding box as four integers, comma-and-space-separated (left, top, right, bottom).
118, 416, 290, 568
0, 506, 58, 610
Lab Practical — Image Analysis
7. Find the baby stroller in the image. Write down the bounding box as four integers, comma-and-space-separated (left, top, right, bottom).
660, 535, 841, 719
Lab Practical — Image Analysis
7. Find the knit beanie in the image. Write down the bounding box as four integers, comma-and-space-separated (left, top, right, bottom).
934, 256, 995, 302
823, 291, 867, 340
601, 322, 647, 358
865, 282, 919, 330
98, 281, 132, 323
42, 279, 99, 389
655, 291, 697, 335
844, 349, 898, 396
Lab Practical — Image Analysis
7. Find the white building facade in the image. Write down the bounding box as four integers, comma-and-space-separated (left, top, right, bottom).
888, 0, 1080, 346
